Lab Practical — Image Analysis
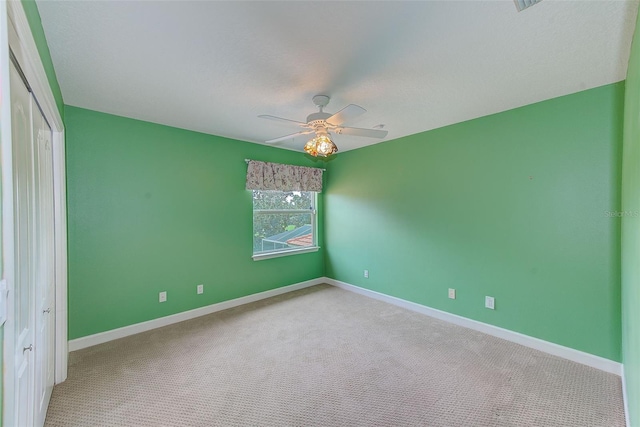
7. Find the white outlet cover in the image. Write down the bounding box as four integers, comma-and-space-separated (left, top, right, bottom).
197, 284, 204, 294
448, 288, 456, 299
485, 296, 495, 310
364, 270, 369, 278
159, 291, 167, 302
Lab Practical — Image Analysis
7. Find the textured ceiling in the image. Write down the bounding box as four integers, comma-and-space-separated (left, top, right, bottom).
36, 0, 639, 153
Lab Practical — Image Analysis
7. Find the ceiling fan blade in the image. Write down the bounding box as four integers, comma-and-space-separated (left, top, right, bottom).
258, 115, 308, 127
334, 126, 388, 139
326, 104, 366, 126
265, 130, 313, 144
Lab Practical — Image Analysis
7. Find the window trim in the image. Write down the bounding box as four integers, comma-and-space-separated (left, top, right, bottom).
251, 191, 318, 260
252, 245, 320, 261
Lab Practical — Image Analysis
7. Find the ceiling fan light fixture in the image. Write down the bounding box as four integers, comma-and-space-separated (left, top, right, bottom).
304, 134, 338, 157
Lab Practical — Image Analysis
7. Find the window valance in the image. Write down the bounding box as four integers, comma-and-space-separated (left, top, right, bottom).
245, 160, 324, 192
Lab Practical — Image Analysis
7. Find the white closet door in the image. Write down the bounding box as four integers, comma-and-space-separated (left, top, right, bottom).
10, 56, 56, 427
33, 99, 55, 427
10, 57, 36, 427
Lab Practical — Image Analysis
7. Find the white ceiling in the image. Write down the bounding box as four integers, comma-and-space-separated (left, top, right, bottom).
36, 0, 639, 153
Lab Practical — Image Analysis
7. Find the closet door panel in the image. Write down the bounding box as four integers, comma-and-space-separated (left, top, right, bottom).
33, 101, 55, 427
10, 58, 36, 427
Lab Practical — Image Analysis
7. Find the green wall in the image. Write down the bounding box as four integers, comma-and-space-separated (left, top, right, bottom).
325, 83, 624, 362
622, 6, 640, 426
65, 106, 325, 339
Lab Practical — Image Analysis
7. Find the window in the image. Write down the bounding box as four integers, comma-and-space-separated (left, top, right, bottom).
252, 190, 318, 260
245, 159, 323, 260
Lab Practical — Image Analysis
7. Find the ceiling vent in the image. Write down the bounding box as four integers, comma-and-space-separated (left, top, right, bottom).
514, 0, 542, 12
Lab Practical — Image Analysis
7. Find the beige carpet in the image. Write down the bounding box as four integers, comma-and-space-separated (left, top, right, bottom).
45, 284, 625, 426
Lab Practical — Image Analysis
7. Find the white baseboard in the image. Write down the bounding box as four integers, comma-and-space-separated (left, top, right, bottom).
68, 278, 325, 351
325, 278, 623, 376
69, 276, 623, 378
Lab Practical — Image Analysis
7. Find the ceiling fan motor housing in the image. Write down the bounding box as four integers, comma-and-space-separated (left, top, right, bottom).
306, 112, 332, 127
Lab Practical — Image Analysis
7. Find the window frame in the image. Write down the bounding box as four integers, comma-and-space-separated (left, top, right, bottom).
251, 190, 319, 261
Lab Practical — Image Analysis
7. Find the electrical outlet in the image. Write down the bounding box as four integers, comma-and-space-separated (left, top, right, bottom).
159, 291, 167, 303
448, 288, 456, 299
364, 270, 369, 279
197, 284, 204, 294
485, 296, 495, 310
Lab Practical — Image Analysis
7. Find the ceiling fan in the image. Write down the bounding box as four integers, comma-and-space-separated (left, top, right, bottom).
258, 95, 388, 157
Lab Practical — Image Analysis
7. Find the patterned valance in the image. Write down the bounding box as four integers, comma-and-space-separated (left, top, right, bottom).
245, 160, 324, 192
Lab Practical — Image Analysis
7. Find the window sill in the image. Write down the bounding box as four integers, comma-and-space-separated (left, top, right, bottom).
252, 246, 320, 261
